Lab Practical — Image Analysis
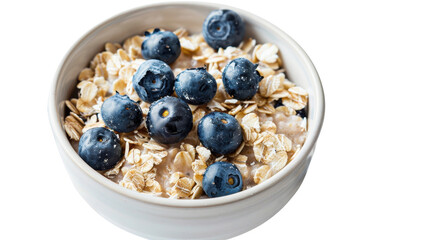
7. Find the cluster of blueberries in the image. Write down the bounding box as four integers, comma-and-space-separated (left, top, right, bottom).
78, 9, 276, 198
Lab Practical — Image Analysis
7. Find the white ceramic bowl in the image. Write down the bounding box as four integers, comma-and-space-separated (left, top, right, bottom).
48, 2, 325, 240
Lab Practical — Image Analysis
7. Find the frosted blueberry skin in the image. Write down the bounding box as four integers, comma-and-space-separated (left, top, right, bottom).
175, 67, 217, 105
222, 58, 263, 100
146, 96, 193, 144
132, 59, 175, 103
296, 108, 307, 118
202, 161, 243, 198
141, 29, 181, 64
197, 112, 243, 155
101, 93, 143, 133
202, 9, 245, 50
78, 127, 122, 171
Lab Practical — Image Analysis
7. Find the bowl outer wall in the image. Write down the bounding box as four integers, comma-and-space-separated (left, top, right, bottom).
48, 2, 325, 239
56, 133, 315, 239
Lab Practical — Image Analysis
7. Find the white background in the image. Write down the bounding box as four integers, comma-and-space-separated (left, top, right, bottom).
1, 0, 428, 239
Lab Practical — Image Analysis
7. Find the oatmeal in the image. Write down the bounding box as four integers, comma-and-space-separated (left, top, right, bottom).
64, 26, 308, 199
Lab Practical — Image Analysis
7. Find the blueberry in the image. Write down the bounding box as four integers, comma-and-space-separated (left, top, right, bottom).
101, 93, 143, 133
132, 59, 175, 103
273, 99, 283, 108
197, 112, 243, 155
78, 127, 122, 171
274, 99, 307, 118
175, 67, 217, 105
202, 9, 245, 50
202, 161, 243, 198
141, 29, 181, 64
222, 58, 263, 100
146, 96, 193, 144
296, 108, 307, 119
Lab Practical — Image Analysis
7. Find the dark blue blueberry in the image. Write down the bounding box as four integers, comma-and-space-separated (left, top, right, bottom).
146, 96, 193, 144
296, 107, 307, 119
132, 59, 175, 103
222, 58, 263, 100
202, 161, 243, 198
101, 93, 143, 133
78, 127, 122, 171
175, 67, 217, 105
273, 99, 284, 108
141, 29, 181, 65
202, 9, 245, 50
274, 99, 307, 118
197, 112, 243, 155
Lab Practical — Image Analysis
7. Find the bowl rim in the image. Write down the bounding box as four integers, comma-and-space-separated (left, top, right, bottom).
48, 1, 325, 208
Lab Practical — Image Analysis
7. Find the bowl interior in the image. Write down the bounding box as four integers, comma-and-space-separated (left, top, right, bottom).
51, 2, 324, 206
